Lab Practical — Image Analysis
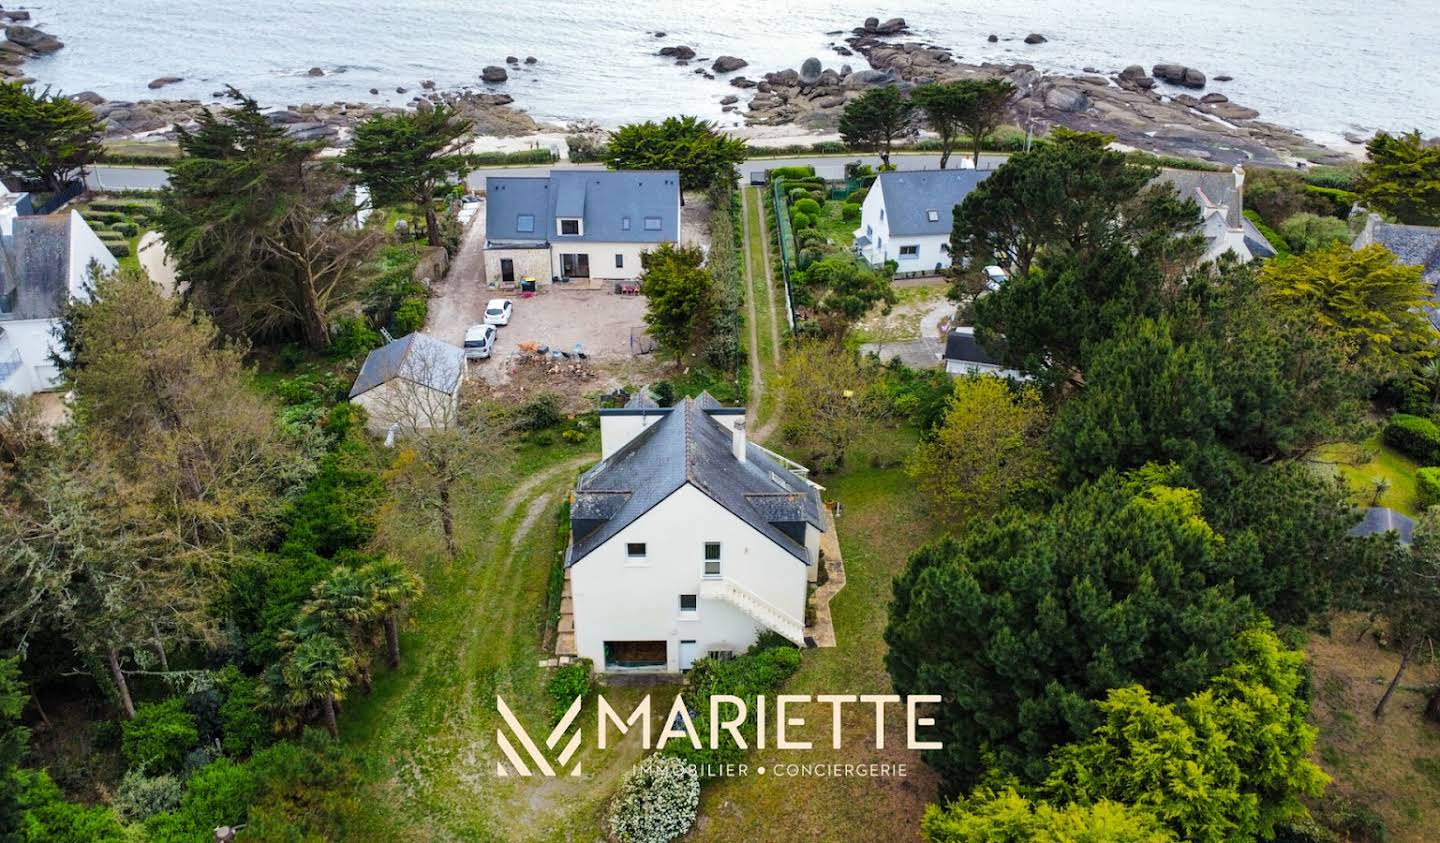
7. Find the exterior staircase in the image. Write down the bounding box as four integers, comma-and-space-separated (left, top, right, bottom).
700, 578, 806, 646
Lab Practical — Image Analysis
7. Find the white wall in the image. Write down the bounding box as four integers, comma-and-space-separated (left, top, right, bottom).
351, 379, 459, 434
571, 483, 811, 673
854, 181, 954, 272
855, 184, 892, 267
66, 211, 118, 298
944, 358, 1028, 380
550, 240, 665, 283
0, 319, 64, 394
599, 411, 668, 459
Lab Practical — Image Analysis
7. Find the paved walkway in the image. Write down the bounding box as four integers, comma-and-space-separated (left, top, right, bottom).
804, 506, 846, 648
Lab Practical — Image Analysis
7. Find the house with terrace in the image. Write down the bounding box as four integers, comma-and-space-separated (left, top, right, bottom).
563, 391, 825, 673
854, 167, 988, 273
0, 196, 118, 397
483, 170, 681, 287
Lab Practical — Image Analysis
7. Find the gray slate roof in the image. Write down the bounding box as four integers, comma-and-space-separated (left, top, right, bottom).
568, 393, 823, 567
875, 169, 991, 237
1154, 168, 1243, 229
0, 215, 72, 321
349, 333, 464, 399
1355, 217, 1440, 285
943, 329, 1000, 366
1349, 506, 1415, 545
485, 170, 680, 244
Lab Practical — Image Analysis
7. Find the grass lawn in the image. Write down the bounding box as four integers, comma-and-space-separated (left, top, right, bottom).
811, 198, 857, 247
72, 195, 159, 273
1312, 433, 1422, 515
743, 187, 784, 429
1308, 614, 1440, 842
692, 426, 942, 841
336, 437, 679, 841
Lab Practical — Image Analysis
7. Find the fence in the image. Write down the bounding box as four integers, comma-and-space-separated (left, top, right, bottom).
28, 179, 85, 215
768, 177, 798, 331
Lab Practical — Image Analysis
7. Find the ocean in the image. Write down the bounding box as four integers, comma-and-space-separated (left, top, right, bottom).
15, 0, 1440, 142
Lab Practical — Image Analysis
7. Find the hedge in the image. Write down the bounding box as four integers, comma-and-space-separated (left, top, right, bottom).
1304, 184, 1360, 216
472, 148, 556, 166
1418, 467, 1440, 508
1243, 209, 1291, 257
1383, 413, 1440, 464
766, 165, 816, 180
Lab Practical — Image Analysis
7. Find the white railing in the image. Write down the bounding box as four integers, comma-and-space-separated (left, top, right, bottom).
700, 578, 805, 646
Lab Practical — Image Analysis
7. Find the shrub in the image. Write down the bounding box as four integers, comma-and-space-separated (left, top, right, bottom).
217, 667, 272, 758
1305, 184, 1360, 216
102, 241, 130, 258
86, 210, 125, 224
1418, 467, 1440, 508
767, 165, 815, 181
114, 769, 183, 821
546, 659, 594, 722
1244, 209, 1292, 257
510, 392, 564, 431
328, 316, 383, 360
1279, 212, 1352, 254
122, 698, 199, 773
608, 754, 700, 843
841, 202, 862, 221
390, 295, 428, 334
13, 769, 127, 842
792, 197, 821, 217
112, 221, 139, 237
848, 186, 869, 204
1383, 413, 1440, 463
787, 187, 812, 203
790, 211, 812, 230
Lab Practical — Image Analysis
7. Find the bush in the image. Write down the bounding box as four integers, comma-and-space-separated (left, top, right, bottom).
767, 165, 815, 180
114, 769, 183, 821
217, 667, 272, 758
787, 187, 812, 203
546, 659, 594, 722
848, 186, 869, 205
790, 211, 812, 230
1305, 184, 1360, 216
122, 698, 199, 773
102, 241, 130, 258
1383, 413, 1440, 463
1418, 467, 1440, 508
13, 769, 127, 842
1279, 212, 1352, 254
112, 221, 140, 237
792, 197, 821, 217
86, 210, 125, 224
608, 754, 700, 843
841, 202, 862, 221
390, 295, 428, 334
510, 392, 564, 431
328, 316, 383, 360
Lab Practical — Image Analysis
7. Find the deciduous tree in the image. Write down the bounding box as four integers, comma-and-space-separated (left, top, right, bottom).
772, 341, 884, 472
950, 79, 1015, 168
342, 105, 474, 247
0, 82, 103, 191
839, 85, 916, 169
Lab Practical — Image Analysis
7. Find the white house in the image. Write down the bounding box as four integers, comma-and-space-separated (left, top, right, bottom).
483, 170, 681, 287
942, 327, 1026, 379
566, 391, 824, 673
348, 332, 466, 435
1154, 165, 1276, 264
1, 197, 119, 396
854, 166, 987, 273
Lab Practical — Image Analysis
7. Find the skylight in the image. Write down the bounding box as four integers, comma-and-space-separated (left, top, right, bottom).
926, 209, 940, 222
643, 216, 662, 231
516, 214, 535, 233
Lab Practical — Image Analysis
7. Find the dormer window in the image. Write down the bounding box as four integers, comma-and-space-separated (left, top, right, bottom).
643, 216, 662, 231
926, 209, 940, 222
621, 217, 632, 231
559, 218, 581, 236
516, 214, 535, 233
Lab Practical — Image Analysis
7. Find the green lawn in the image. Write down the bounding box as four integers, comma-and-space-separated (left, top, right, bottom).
1312, 433, 1422, 515
693, 427, 942, 841
811, 198, 857, 247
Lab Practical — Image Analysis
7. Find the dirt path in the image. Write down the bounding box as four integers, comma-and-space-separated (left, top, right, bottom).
747, 187, 784, 444
739, 189, 765, 429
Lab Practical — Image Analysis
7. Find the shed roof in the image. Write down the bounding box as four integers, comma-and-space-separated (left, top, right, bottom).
943, 328, 1000, 366
485, 170, 680, 244
1349, 506, 1415, 545
568, 393, 823, 566
875, 169, 991, 237
348, 333, 465, 399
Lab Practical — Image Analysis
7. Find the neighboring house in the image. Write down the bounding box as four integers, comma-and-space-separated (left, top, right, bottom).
0, 197, 119, 396
854, 166, 987, 272
483, 170, 681, 286
942, 326, 1026, 379
1154, 165, 1276, 263
1352, 213, 1440, 327
567, 391, 825, 673
348, 332, 466, 434
1349, 506, 1415, 546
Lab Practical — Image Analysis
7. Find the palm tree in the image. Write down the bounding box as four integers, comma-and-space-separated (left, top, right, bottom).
304, 565, 383, 687
1422, 358, 1440, 408
362, 558, 423, 669
281, 632, 354, 737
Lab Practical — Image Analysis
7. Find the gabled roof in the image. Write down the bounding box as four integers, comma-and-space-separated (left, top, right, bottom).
1355, 215, 1440, 285
0, 215, 72, 321
349, 333, 464, 399
943, 328, 1000, 366
1154, 168, 1243, 229
485, 170, 681, 244
875, 170, 991, 237
568, 393, 823, 566
1349, 506, 1415, 545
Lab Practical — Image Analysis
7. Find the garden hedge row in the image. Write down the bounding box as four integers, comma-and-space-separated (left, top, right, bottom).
1383, 414, 1440, 464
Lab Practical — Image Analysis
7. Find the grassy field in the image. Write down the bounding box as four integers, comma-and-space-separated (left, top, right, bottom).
742, 187, 785, 431
811, 198, 857, 247
1308, 614, 1440, 842
693, 426, 942, 841
336, 437, 681, 841
1312, 434, 1422, 515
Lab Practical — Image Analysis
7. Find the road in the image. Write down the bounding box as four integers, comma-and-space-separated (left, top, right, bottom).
88, 151, 1010, 193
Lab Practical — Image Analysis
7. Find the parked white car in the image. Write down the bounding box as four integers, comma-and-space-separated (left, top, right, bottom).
983, 265, 1008, 292
463, 323, 498, 359
484, 298, 513, 326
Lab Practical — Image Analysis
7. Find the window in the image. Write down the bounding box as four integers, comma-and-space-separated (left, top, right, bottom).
679, 594, 698, 613
643, 216, 662, 231
615, 253, 624, 268
899, 245, 919, 258
708, 650, 735, 661
516, 214, 535, 233
704, 543, 721, 576
880, 209, 885, 221
621, 216, 632, 231
926, 209, 940, 222
626, 543, 647, 558
560, 218, 580, 235
866, 225, 873, 237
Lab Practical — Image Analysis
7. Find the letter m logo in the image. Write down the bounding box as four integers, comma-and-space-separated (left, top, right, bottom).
495, 696, 584, 777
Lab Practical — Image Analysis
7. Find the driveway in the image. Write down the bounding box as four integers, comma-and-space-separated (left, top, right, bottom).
424, 200, 489, 348
859, 301, 953, 370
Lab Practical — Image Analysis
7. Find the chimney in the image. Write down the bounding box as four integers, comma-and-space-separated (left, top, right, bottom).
1232, 162, 1246, 194
732, 420, 747, 463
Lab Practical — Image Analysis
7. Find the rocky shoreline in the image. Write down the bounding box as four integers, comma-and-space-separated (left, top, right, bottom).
742, 17, 1357, 167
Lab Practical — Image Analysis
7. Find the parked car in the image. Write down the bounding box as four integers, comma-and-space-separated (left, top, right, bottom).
983, 265, 1008, 292
463, 323, 498, 359
484, 298, 513, 326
